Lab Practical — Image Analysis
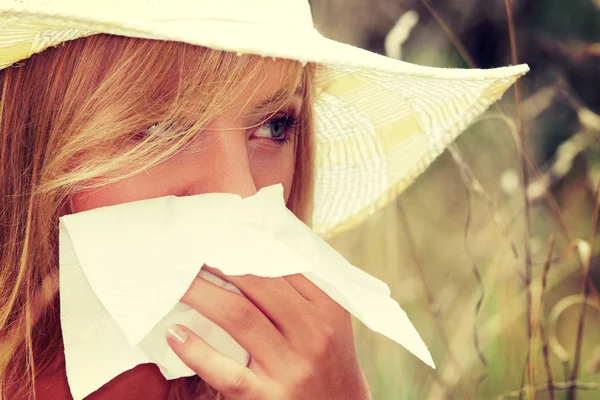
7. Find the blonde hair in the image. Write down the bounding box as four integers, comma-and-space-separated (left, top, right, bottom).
0, 34, 316, 399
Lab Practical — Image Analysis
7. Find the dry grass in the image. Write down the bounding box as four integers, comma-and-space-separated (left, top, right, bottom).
322, 0, 600, 398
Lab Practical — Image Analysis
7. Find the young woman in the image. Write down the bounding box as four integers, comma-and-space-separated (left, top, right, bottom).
0, 0, 527, 399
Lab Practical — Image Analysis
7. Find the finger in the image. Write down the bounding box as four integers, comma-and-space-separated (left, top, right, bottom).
283, 273, 334, 304
202, 267, 313, 334
203, 266, 334, 306
284, 274, 355, 343
166, 324, 267, 400
181, 277, 291, 367
202, 268, 348, 358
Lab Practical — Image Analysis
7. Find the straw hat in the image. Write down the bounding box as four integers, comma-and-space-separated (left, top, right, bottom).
0, 0, 529, 238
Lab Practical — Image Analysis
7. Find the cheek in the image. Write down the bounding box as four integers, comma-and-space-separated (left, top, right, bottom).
69, 139, 298, 215
248, 145, 296, 202
69, 168, 176, 214
70, 184, 123, 214
69, 180, 150, 214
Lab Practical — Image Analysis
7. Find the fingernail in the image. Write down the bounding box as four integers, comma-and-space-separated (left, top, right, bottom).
167, 325, 188, 344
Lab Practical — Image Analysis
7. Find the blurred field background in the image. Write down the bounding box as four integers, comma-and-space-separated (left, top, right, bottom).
310, 0, 600, 399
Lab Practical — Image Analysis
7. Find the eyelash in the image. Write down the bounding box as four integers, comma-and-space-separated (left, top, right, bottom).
137, 112, 300, 144
255, 112, 300, 145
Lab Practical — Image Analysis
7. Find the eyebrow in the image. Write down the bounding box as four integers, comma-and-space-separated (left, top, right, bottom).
249, 86, 304, 113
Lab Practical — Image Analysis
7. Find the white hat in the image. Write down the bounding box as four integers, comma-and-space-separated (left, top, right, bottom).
0, 0, 529, 238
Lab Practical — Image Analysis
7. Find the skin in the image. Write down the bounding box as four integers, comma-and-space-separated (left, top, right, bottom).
36, 71, 370, 400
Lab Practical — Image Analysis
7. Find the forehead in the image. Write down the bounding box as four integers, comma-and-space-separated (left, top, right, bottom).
135, 47, 307, 126
237, 59, 303, 100
217, 59, 305, 117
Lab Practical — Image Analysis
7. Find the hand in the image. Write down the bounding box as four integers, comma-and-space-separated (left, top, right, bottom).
166, 266, 371, 400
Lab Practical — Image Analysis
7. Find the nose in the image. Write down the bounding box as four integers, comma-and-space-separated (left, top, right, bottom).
181, 128, 258, 199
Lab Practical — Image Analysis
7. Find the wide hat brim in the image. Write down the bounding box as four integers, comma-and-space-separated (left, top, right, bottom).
0, 3, 529, 239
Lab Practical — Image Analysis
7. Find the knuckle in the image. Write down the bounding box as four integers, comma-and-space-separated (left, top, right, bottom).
307, 323, 336, 361
317, 324, 336, 348
271, 383, 292, 400
320, 323, 336, 342
223, 372, 248, 395
226, 300, 258, 331
290, 360, 314, 387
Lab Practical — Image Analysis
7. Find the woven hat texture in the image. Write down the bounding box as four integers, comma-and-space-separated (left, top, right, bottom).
0, 0, 529, 238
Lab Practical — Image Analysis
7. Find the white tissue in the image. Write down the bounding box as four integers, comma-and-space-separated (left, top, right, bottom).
59, 184, 434, 400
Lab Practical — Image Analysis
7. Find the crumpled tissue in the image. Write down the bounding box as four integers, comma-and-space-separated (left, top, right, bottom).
59, 184, 434, 400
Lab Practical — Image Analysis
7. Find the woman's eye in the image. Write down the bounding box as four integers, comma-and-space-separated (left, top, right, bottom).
146, 121, 173, 134
132, 121, 175, 141
254, 115, 297, 143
